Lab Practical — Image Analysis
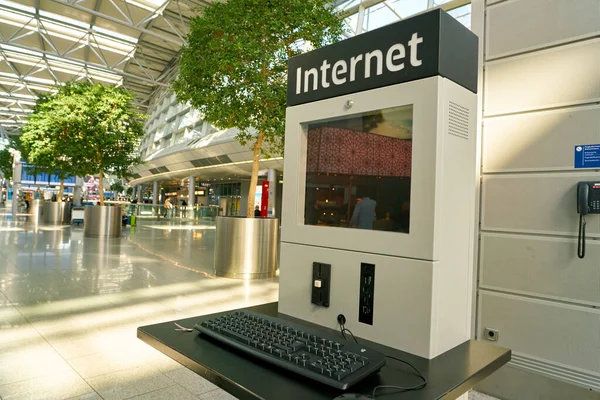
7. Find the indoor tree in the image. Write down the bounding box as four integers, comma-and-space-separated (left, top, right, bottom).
20, 91, 78, 201
0, 147, 13, 181
110, 181, 125, 197
173, 0, 344, 217
61, 82, 144, 206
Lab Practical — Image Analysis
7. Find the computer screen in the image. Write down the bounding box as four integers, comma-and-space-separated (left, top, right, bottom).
304, 104, 413, 233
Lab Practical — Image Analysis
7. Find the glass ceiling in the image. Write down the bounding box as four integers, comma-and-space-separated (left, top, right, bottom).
335, 0, 471, 36
0, 0, 471, 136
0, 0, 210, 134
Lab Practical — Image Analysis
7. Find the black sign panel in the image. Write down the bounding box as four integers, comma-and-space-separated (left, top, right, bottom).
287, 9, 478, 106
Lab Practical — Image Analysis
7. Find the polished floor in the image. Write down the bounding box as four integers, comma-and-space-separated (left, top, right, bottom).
0, 208, 278, 400
0, 207, 500, 400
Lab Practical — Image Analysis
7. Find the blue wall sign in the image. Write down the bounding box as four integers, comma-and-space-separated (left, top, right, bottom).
575, 144, 600, 169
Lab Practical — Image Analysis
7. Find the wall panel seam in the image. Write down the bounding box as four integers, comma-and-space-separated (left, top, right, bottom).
482, 102, 600, 120
479, 287, 600, 312
485, 0, 512, 8
481, 230, 590, 240
483, 169, 600, 175
485, 36, 600, 66
485, 33, 600, 62
479, 285, 600, 309
481, 171, 600, 177
483, 99, 600, 119
480, 228, 600, 239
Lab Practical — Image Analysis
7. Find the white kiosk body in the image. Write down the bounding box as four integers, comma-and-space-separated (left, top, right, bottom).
279, 10, 479, 359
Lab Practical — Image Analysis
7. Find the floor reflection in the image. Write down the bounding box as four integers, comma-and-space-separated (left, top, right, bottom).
0, 206, 277, 400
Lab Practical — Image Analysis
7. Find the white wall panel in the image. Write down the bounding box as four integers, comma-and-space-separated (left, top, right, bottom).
486, 0, 600, 59
481, 173, 600, 235
479, 291, 600, 373
484, 40, 600, 116
483, 106, 600, 172
480, 233, 600, 305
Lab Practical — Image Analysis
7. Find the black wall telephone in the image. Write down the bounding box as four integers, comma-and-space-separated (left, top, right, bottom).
576, 181, 600, 258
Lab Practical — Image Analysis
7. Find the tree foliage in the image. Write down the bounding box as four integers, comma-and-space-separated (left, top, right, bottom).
0, 147, 12, 181
173, 0, 344, 216
0, 138, 23, 181
22, 82, 145, 205
110, 181, 125, 194
21, 90, 82, 200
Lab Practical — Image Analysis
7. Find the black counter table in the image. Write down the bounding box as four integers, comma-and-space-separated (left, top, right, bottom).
137, 302, 510, 400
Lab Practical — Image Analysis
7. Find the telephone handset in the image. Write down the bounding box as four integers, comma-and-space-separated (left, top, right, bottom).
576, 181, 600, 259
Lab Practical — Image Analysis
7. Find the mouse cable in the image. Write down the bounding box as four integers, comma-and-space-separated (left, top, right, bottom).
337, 317, 358, 344
341, 325, 358, 344
371, 355, 427, 398
335, 317, 426, 399
339, 331, 427, 398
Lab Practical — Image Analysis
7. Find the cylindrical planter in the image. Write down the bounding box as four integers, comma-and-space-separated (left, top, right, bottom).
84, 205, 122, 238
214, 216, 279, 279
28, 199, 44, 220
43, 202, 71, 224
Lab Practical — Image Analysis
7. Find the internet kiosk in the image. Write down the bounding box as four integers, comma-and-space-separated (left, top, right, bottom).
279, 9, 479, 359
137, 10, 511, 400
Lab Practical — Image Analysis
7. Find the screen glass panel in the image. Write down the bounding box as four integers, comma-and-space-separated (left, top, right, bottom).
304, 104, 412, 233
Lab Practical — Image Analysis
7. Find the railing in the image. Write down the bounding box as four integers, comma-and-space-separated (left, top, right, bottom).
123, 204, 219, 221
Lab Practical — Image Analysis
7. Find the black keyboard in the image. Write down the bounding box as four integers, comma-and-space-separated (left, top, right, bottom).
194, 310, 386, 390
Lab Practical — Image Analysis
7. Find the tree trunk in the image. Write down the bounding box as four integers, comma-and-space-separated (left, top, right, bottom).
98, 170, 104, 206
57, 178, 64, 202
246, 130, 265, 218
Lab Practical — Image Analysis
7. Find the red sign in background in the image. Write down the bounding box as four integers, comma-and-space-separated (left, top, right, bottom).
261, 180, 269, 217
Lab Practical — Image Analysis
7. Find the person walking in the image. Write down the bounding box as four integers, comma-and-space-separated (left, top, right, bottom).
350, 188, 377, 230
163, 197, 172, 218
181, 199, 187, 218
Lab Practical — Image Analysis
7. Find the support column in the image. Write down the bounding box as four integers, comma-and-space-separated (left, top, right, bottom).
11, 151, 22, 218
240, 180, 250, 217
137, 185, 143, 203
188, 176, 195, 209
73, 177, 83, 205
267, 168, 277, 218
152, 181, 159, 216
152, 181, 159, 206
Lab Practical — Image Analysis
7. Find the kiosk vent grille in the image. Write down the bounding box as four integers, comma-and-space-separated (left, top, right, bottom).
448, 101, 469, 140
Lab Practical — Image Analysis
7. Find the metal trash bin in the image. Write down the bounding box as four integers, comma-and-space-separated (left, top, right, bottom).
214, 216, 279, 279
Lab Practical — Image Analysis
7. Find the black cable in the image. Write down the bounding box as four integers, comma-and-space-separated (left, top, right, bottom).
578, 214, 586, 259
372, 355, 427, 398
339, 324, 348, 341
336, 316, 426, 398
341, 326, 358, 343
337, 315, 358, 344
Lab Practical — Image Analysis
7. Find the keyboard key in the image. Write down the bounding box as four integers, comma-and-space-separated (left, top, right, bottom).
290, 341, 305, 351
348, 362, 363, 372
335, 368, 351, 381
221, 328, 250, 344
275, 344, 292, 353
308, 362, 324, 374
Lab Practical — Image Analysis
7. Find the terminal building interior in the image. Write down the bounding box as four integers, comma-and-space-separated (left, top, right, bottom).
0, 0, 599, 399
